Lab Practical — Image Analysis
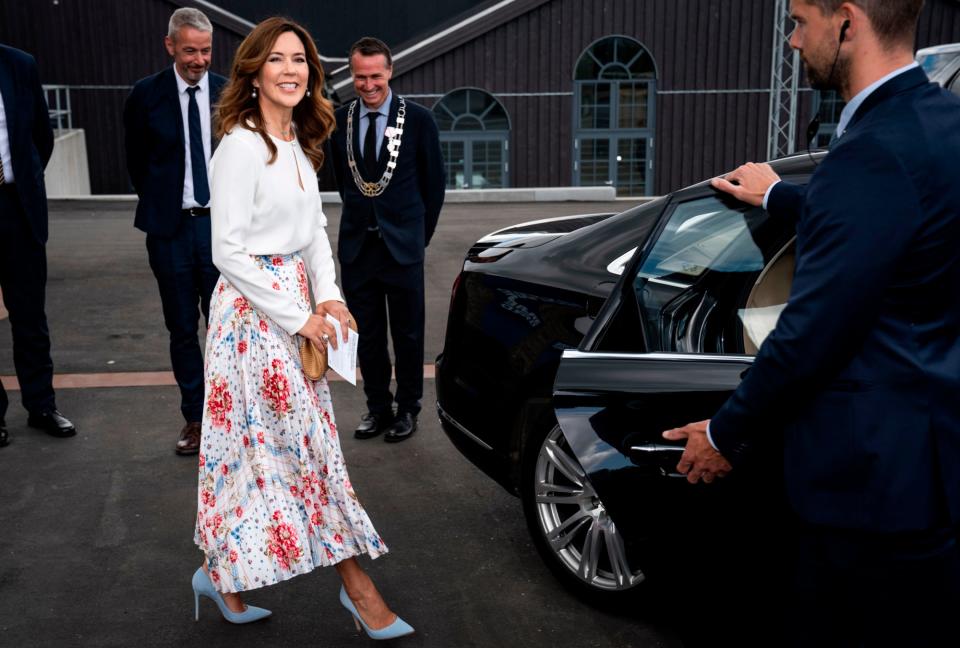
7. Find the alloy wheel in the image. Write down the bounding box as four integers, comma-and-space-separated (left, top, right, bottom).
533, 426, 645, 591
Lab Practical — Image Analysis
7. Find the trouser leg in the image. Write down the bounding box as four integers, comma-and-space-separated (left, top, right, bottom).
858, 528, 960, 647
342, 239, 393, 415
192, 215, 219, 327
787, 523, 960, 648
0, 187, 55, 415
146, 224, 205, 423
384, 262, 424, 416
0, 376, 8, 422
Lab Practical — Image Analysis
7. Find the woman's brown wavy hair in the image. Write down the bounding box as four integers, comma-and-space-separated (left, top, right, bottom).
215, 17, 334, 171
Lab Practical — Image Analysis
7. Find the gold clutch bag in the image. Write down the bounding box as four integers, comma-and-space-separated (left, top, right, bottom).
299, 318, 358, 381
300, 337, 328, 381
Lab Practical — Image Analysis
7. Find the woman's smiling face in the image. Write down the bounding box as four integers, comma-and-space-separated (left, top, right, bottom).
254, 30, 309, 111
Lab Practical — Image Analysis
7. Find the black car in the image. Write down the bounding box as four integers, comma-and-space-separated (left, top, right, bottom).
436, 153, 823, 603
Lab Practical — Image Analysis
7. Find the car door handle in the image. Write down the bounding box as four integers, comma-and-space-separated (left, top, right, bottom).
629, 444, 686, 478
630, 444, 684, 454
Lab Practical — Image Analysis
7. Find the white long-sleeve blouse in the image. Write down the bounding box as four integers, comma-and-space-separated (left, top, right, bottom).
209, 126, 342, 335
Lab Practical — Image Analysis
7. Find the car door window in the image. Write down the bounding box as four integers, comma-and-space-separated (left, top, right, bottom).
597, 194, 796, 355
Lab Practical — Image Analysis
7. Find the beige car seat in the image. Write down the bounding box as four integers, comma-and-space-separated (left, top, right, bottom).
742, 239, 796, 354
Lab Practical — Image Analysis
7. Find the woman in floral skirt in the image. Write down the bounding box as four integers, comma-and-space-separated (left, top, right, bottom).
191, 17, 412, 639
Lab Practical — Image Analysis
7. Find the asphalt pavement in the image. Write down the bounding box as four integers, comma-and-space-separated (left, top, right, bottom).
0, 198, 689, 648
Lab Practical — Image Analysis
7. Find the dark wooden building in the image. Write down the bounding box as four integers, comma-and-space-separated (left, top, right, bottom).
3, 0, 960, 195
0, 0, 248, 194
340, 0, 960, 196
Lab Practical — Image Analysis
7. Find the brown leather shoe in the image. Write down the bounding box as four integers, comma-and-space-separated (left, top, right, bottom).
176, 421, 201, 455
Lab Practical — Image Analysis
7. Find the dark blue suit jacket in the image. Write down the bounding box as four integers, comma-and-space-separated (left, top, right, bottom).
123, 67, 226, 238
0, 45, 54, 244
330, 94, 445, 265
712, 67, 960, 533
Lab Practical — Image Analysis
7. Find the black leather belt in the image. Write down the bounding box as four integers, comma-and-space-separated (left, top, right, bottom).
183, 207, 210, 217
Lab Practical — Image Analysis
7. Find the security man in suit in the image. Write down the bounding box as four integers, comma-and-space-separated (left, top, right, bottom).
329, 37, 445, 443
0, 44, 76, 447
664, 1, 960, 645
123, 8, 226, 455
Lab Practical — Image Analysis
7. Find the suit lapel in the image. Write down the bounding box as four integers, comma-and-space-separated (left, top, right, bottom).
847, 66, 929, 132
164, 68, 185, 149
0, 50, 18, 151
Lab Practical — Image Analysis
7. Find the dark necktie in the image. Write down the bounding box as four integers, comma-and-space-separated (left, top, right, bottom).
363, 111, 379, 178
187, 86, 210, 206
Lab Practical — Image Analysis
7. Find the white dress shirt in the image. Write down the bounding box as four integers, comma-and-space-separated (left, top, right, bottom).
209, 126, 343, 335
173, 65, 212, 209
0, 88, 15, 183
358, 89, 392, 163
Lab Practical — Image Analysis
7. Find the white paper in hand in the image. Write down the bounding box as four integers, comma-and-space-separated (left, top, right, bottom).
324, 314, 359, 385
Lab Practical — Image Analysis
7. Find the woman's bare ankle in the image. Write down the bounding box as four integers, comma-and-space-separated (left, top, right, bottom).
221, 591, 246, 614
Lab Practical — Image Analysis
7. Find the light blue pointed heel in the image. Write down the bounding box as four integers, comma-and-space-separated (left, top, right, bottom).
339, 585, 415, 640
192, 567, 272, 624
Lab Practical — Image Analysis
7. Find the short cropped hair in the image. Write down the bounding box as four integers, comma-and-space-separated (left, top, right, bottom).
168, 7, 213, 41
349, 36, 393, 68
801, 0, 924, 48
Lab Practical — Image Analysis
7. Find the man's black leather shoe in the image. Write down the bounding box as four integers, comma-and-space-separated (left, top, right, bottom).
27, 409, 76, 438
0, 420, 8, 447
354, 411, 394, 440
383, 412, 417, 443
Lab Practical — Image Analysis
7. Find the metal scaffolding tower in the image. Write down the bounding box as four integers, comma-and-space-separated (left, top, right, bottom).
767, 0, 800, 160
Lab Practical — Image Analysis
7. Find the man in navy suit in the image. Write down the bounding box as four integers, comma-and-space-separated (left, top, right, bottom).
123, 8, 225, 455
0, 44, 76, 447
665, 0, 960, 644
329, 37, 445, 443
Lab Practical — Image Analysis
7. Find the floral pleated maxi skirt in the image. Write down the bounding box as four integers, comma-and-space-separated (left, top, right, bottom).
194, 252, 387, 593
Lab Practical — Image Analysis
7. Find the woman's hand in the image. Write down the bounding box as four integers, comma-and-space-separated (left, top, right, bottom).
297, 313, 340, 350
316, 300, 354, 344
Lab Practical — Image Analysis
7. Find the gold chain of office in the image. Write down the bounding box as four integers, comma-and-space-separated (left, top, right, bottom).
346, 97, 407, 197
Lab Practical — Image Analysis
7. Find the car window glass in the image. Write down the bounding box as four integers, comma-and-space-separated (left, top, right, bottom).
626, 194, 794, 355
951, 72, 960, 97
638, 200, 766, 281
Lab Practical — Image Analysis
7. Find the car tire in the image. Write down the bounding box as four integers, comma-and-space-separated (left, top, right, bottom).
520, 422, 647, 606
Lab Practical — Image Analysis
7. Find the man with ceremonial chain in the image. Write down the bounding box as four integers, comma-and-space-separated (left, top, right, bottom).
330, 37, 444, 443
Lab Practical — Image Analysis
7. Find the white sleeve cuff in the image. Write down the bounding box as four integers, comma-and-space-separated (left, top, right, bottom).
762, 180, 780, 210
705, 421, 720, 451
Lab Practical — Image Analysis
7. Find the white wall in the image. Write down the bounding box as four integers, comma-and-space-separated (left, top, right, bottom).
45, 129, 91, 197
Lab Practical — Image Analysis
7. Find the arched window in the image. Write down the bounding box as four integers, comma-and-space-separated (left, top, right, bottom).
433, 88, 510, 189
573, 36, 656, 197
